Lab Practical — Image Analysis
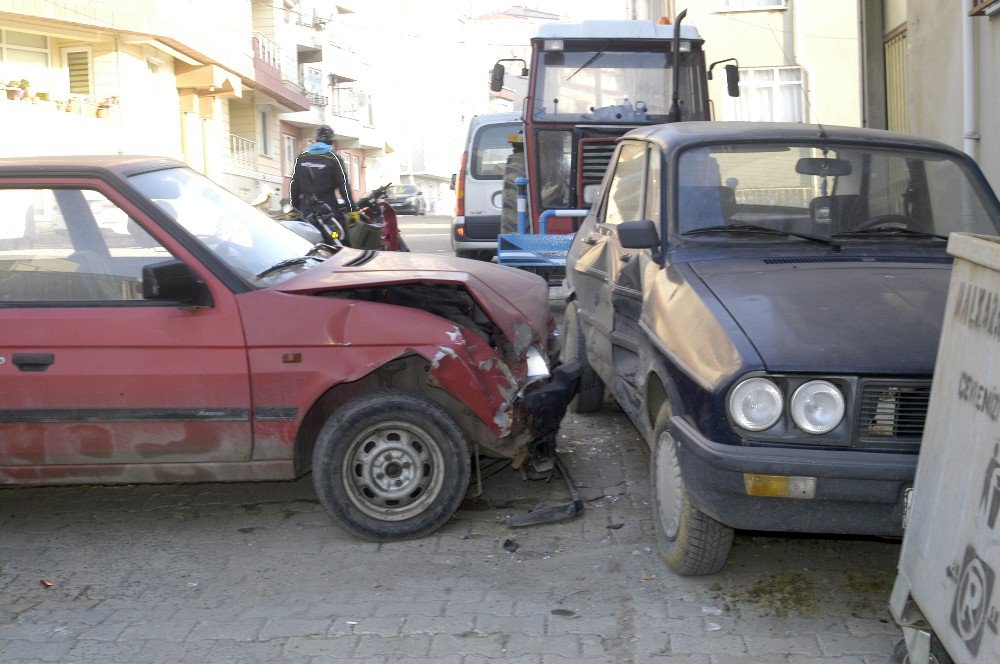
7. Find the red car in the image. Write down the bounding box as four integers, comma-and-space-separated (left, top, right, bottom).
0, 156, 578, 541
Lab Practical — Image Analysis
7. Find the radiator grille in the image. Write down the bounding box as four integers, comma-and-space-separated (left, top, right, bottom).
857, 381, 931, 444
579, 142, 617, 180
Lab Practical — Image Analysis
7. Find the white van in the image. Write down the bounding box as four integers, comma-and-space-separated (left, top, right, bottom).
451, 112, 522, 260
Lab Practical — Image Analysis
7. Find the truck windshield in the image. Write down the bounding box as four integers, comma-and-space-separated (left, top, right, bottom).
676, 143, 1000, 239
532, 48, 705, 123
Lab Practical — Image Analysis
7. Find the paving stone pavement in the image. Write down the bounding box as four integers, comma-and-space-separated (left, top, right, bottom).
0, 295, 903, 663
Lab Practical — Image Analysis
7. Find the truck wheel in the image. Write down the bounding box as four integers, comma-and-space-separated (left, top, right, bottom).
312, 391, 471, 542
500, 151, 526, 235
561, 302, 605, 413
889, 637, 953, 664
651, 403, 734, 575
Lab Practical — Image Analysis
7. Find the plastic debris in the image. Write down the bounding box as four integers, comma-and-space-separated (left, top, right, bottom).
706, 622, 722, 631
39, 579, 53, 589
502, 539, 520, 553
607, 523, 625, 530
701, 606, 723, 616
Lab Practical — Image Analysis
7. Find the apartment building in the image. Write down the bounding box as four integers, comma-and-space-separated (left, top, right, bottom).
0, 0, 385, 207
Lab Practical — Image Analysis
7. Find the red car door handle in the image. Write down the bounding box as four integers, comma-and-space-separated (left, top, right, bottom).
13, 353, 54, 372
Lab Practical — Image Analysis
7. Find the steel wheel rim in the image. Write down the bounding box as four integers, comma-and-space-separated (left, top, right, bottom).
342, 421, 446, 522
655, 431, 683, 541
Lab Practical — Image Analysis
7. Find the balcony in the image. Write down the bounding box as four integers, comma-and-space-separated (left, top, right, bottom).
250, 33, 309, 111
228, 134, 257, 171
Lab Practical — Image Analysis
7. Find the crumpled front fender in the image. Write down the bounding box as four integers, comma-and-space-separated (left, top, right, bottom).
419, 326, 522, 438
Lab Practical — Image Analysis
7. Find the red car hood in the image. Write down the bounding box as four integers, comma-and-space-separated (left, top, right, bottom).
275, 249, 552, 348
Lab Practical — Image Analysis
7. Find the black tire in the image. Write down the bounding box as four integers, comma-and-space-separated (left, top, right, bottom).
651, 403, 734, 575
889, 637, 953, 664
560, 302, 605, 413
455, 250, 476, 260
312, 390, 471, 542
500, 150, 527, 235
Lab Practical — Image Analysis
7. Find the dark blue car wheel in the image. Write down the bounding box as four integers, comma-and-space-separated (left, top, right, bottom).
651, 403, 734, 575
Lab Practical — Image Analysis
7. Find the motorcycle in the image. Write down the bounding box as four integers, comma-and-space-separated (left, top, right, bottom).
280, 183, 408, 252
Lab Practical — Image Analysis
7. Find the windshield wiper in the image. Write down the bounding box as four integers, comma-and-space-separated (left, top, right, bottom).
685, 223, 842, 250
833, 226, 947, 240
255, 253, 324, 279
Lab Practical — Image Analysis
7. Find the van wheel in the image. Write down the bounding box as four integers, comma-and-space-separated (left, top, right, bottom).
651, 403, 734, 575
889, 637, 953, 664
312, 391, 471, 542
561, 302, 604, 413
500, 151, 527, 235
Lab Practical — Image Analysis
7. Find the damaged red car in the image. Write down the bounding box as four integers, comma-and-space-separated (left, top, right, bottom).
0, 156, 579, 541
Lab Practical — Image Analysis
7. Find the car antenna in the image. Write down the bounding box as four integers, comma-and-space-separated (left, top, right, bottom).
668, 9, 688, 123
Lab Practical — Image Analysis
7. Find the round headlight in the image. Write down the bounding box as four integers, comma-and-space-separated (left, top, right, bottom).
728, 378, 783, 432
790, 380, 844, 434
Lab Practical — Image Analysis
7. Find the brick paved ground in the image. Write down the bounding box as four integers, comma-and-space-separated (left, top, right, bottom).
0, 397, 903, 663
0, 291, 903, 663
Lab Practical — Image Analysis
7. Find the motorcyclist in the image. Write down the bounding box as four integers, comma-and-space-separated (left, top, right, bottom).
289, 125, 357, 221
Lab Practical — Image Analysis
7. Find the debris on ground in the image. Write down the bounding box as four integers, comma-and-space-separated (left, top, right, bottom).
502, 539, 520, 553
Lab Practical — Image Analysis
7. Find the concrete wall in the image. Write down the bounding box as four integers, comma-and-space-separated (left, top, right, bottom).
905, 1, 1000, 192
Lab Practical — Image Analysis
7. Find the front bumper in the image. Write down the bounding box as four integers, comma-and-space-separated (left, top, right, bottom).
522, 360, 581, 435
390, 200, 419, 214
671, 416, 916, 536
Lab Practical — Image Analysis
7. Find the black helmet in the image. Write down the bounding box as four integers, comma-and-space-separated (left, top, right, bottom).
315, 125, 334, 143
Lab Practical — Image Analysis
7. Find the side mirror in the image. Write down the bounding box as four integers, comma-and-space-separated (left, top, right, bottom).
618, 219, 659, 249
725, 64, 740, 97
489, 63, 505, 92
142, 259, 212, 306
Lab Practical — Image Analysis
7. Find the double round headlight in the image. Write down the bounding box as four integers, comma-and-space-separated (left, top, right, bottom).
790, 380, 844, 434
728, 378, 783, 431
729, 378, 845, 434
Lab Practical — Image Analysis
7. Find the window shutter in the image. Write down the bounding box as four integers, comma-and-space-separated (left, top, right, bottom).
66, 51, 91, 95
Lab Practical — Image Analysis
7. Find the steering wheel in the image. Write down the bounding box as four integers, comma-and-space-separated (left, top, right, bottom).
854, 214, 914, 231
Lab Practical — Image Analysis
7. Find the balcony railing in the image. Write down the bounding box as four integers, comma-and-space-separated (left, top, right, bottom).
252, 32, 280, 71
306, 92, 328, 106
229, 134, 257, 170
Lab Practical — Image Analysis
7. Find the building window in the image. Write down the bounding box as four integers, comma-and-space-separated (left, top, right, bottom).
259, 109, 272, 157
60, 46, 92, 97
2, 30, 49, 89
341, 152, 360, 189
726, 66, 805, 122
718, 0, 786, 11
282, 134, 297, 177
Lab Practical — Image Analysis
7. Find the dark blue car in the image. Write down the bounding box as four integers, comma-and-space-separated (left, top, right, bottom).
563, 122, 1000, 575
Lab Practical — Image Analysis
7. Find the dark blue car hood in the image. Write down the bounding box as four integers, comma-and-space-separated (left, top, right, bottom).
690, 257, 952, 374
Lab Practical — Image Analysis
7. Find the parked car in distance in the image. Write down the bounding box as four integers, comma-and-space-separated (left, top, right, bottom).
563, 122, 1000, 575
386, 184, 426, 215
451, 112, 522, 260
0, 156, 580, 542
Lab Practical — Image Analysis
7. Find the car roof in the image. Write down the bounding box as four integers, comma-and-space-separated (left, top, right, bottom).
626, 122, 963, 157
0, 155, 185, 179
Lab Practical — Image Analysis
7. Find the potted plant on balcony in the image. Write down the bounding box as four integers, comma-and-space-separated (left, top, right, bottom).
96, 96, 118, 118
17, 79, 31, 100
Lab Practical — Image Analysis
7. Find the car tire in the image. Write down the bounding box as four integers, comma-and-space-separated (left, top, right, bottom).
561, 301, 605, 413
651, 403, 734, 575
312, 390, 471, 542
500, 151, 527, 235
455, 250, 476, 260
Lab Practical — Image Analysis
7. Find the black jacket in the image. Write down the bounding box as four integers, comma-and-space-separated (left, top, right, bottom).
289, 148, 356, 217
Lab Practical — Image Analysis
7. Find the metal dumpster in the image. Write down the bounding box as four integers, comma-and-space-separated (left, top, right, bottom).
890, 233, 1000, 664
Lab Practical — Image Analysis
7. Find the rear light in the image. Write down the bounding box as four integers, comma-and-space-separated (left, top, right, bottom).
455, 151, 467, 217
456, 227, 465, 236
